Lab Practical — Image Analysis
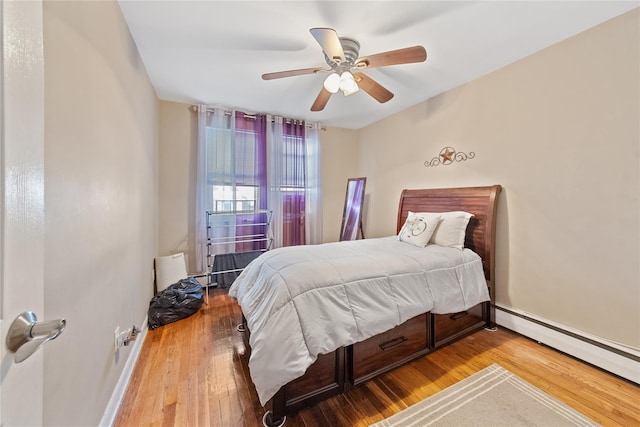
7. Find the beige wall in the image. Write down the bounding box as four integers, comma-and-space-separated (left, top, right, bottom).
158, 102, 197, 271
321, 127, 360, 243
358, 9, 639, 347
43, 1, 159, 425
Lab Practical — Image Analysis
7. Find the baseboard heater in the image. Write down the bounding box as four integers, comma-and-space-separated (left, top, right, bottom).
495, 304, 639, 385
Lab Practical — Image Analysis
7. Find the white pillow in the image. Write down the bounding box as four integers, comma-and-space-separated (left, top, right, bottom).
398, 212, 442, 248
429, 211, 474, 249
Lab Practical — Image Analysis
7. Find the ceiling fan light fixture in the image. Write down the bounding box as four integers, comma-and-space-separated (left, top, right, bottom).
323, 72, 340, 93
342, 84, 359, 96
265, 28, 425, 111
339, 71, 357, 92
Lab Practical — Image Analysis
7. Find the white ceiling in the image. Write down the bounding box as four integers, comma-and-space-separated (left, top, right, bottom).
118, 1, 638, 129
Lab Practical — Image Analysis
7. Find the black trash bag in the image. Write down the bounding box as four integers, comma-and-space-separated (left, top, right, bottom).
148, 277, 204, 329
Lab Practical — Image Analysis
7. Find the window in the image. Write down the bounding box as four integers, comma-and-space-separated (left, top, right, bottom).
195, 107, 321, 273
206, 118, 266, 214
211, 185, 258, 213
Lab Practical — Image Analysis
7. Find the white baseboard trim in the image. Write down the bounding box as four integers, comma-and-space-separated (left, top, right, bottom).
99, 316, 148, 427
495, 305, 639, 384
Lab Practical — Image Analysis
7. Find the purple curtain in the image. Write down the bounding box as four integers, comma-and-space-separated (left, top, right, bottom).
281, 121, 306, 247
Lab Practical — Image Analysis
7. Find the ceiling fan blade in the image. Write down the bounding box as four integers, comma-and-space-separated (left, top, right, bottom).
262, 67, 329, 80
310, 87, 332, 112
310, 27, 345, 64
354, 73, 394, 103
356, 46, 427, 69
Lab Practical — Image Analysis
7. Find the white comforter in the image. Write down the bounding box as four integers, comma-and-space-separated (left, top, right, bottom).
228, 236, 489, 405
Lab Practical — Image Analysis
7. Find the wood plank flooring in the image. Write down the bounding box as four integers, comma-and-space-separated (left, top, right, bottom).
115, 288, 640, 426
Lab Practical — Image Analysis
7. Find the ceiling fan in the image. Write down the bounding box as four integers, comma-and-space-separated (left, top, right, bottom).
262, 28, 427, 112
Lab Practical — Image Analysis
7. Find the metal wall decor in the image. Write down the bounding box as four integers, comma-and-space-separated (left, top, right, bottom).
424, 146, 475, 167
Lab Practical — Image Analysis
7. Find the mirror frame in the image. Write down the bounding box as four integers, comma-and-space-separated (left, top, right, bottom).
339, 177, 366, 241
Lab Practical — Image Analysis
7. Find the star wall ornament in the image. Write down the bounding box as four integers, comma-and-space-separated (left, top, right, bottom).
440, 147, 456, 164
424, 146, 475, 167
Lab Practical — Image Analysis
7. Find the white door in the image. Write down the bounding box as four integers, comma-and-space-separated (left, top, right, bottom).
0, 0, 46, 425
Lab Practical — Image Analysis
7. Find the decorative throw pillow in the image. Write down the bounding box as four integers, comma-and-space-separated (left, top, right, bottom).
398, 212, 442, 248
429, 211, 474, 249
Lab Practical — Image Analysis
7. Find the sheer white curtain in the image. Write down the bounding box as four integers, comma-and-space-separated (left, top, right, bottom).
267, 116, 285, 248
195, 105, 210, 275
195, 106, 234, 274
304, 123, 322, 245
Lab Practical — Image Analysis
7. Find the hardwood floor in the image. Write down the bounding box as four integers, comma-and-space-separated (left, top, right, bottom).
115, 288, 640, 426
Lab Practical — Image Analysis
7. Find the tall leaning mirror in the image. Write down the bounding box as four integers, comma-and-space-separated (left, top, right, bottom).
339, 177, 366, 241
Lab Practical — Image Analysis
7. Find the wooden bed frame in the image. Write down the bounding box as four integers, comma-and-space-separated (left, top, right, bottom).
256, 185, 502, 426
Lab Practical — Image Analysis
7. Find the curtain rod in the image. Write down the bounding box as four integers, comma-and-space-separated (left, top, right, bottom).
189, 105, 325, 130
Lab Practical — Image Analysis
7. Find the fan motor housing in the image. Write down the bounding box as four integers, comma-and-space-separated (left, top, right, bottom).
324, 37, 360, 68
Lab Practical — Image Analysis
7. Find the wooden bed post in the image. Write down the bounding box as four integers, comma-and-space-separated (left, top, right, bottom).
484, 185, 501, 329
264, 389, 286, 427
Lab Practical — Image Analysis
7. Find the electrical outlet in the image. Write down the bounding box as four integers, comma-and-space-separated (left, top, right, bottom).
114, 326, 120, 353
122, 327, 132, 346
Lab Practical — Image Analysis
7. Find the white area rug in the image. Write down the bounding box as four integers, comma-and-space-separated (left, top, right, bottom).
370, 363, 600, 427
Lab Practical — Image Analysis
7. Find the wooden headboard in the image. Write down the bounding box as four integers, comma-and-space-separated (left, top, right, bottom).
397, 185, 502, 301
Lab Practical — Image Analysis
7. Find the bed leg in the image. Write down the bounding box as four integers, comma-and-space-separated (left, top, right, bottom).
236, 313, 247, 333
483, 301, 497, 331
264, 388, 286, 427
262, 411, 286, 427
